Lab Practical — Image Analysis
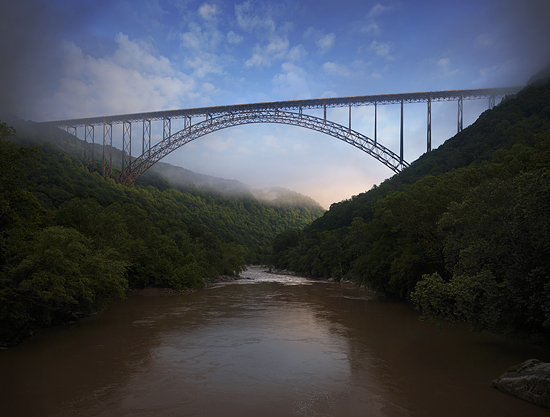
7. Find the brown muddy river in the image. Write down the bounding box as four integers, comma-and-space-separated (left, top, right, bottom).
1, 266, 549, 416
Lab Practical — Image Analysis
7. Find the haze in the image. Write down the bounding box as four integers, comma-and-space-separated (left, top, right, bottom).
2, 0, 550, 208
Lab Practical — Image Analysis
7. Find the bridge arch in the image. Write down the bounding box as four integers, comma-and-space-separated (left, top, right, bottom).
120, 109, 409, 184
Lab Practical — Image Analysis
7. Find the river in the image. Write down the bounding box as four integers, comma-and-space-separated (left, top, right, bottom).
1, 266, 549, 416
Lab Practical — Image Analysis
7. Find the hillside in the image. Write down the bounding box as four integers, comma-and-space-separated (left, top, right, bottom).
271, 78, 550, 345
143, 162, 322, 209
0, 118, 323, 345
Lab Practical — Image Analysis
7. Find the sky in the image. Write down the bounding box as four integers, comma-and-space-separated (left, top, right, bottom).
2, 0, 550, 208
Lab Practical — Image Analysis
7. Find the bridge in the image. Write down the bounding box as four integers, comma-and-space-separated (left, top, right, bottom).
38, 86, 521, 183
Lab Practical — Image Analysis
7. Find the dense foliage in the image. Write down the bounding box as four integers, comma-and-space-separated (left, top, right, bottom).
271, 81, 550, 344
0, 123, 323, 345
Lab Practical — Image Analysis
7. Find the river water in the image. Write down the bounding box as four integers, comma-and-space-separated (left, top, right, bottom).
1, 267, 549, 417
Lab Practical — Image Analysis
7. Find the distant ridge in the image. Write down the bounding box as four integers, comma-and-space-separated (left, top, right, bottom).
143, 162, 323, 209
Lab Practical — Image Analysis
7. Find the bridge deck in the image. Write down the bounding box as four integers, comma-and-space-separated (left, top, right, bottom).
38, 86, 521, 127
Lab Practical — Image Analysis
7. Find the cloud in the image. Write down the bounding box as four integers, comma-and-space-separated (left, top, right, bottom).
323, 62, 352, 77
304, 27, 335, 53
37, 34, 204, 120
370, 40, 393, 59
177, 20, 227, 78
198, 3, 217, 20
245, 35, 289, 67
289, 44, 307, 61
271, 62, 312, 99
235, 0, 276, 34
368, 3, 393, 18
362, 3, 394, 34
227, 30, 243, 44
435, 57, 461, 77
317, 33, 335, 52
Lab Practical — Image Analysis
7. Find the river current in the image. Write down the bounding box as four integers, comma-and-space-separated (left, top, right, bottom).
1, 266, 549, 416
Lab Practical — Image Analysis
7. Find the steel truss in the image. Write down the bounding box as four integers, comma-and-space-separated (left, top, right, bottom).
38, 86, 522, 182
120, 110, 408, 184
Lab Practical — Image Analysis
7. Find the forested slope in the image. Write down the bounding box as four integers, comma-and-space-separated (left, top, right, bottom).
271, 80, 550, 345
0, 121, 323, 345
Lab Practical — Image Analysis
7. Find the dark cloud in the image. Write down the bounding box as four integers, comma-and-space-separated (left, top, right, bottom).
0, 1, 58, 118
493, 0, 550, 82
0, 1, 108, 119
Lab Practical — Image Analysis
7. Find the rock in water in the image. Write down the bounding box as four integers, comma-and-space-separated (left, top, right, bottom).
491, 359, 550, 408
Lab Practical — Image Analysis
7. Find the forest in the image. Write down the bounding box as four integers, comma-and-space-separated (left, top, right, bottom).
271, 80, 550, 346
0, 122, 323, 345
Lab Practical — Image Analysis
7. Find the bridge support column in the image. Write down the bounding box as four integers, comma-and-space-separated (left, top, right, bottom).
67, 125, 77, 152
163, 117, 171, 144
374, 101, 377, 145
142, 119, 151, 158
85, 124, 94, 171
348, 104, 351, 132
400, 99, 404, 164
489, 95, 495, 110
458, 96, 463, 133
122, 121, 131, 175
103, 121, 112, 178
323, 103, 326, 123
427, 97, 432, 152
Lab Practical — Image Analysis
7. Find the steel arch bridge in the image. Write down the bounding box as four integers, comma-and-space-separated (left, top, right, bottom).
123, 109, 405, 184
38, 86, 521, 183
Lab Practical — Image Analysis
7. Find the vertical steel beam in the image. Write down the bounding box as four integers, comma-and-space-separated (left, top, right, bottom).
163, 116, 171, 143
122, 121, 131, 174
299, 105, 302, 118
323, 103, 326, 123
67, 125, 77, 152
400, 99, 404, 164
489, 95, 495, 110
102, 121, 112, 178
374, 101, 377, 145
85, 124, 94, 170
142, 118, 151, 157
348, 104, 351, 132
427, 97, 432, 152
457, 95, 463, 133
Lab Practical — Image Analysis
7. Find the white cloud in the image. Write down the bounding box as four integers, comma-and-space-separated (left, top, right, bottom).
304, 27, 335, 53
198, 3, 217, 20
184, 54, 223, 78
317, 33, 335, 53
245, 35, 289, 67
368, 4, 393, 18
178, 21, 226, 78
40, 34, 205, 120
245, 53, 271, 67
235, 1, 276, 34
362, 3, 394, 34
289, 44, 307, 61
227, 30, 243, 44
322, 62, 352, 77
370, 40, 392, 58
272, 62, 311, 99
180, 21, 223, 51
435, 57, 461, 77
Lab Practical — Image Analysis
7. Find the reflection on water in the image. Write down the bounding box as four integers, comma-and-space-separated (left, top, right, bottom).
1, 266, 549, 416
